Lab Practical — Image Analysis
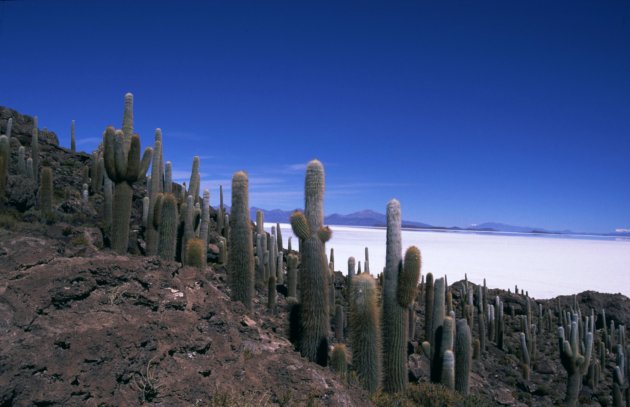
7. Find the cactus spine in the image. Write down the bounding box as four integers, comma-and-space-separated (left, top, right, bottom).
228, 171, 254, 310
71, 120, 76, 152
289, 160, 330, 366
102, 125, 153, 254
349, 273, 381, 393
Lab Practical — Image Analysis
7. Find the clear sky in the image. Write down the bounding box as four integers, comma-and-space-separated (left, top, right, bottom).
1, 1, 628, 233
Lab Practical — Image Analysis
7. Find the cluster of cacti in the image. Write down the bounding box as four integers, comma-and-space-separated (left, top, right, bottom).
612, 343, 630, 406
382, 199, 421, 393
228, 171, 254, 310
290, 159, 330, 366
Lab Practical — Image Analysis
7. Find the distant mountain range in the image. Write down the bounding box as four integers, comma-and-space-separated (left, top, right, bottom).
247, 207, 578, 234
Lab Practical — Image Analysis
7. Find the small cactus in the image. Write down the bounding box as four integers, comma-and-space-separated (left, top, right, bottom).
331, 344, 348, 381
185, 238, 205, 268
425, 273, 434, 342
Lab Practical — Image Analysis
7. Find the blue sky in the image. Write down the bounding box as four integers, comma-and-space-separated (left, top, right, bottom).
1, 1, 628, 233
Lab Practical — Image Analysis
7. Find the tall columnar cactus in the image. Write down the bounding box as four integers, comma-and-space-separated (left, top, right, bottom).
496, 296, 505, 350
17, 146, 26, 175
268, 271, 277, 312
276, 222, 283, 252
216, 185, 224, 236
26, 158, 34, 179
287, 253, 298, 298
455, 318, 472, 395
70, 120, 76, 152
157, 193, 178, 260
335, 304, 344, 341
90, 153, 104, 193
188, 155, 200, 201
32, 116, 39, 182
290, 160, 330, 366
102, 126, 153, 254
441, 350, 455, 390
39, 167, 53, 217
146, 133, 163, 255
349, 273, 381, 393
348, 257, 356, 279
381, 198, 404, 390
0, 135, 8, 197
559, 316, 593, 406
256, 209, 264, 235
199, 189, 210, 267
122, 92, 134, 152
425, 272, 434, 342
519, 332, 531, 381
6, 118, 12, 138
382, 199, 414, 393
164, 161, 172, 193
365, 247, 370, 274
181, 195, 195, 263
228, 171, 255, 310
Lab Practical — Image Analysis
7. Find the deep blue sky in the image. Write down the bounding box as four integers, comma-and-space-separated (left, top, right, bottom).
1, 1, 629, 233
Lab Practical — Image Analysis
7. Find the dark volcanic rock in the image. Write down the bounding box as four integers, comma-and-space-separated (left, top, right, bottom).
1, 106, 59, 146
